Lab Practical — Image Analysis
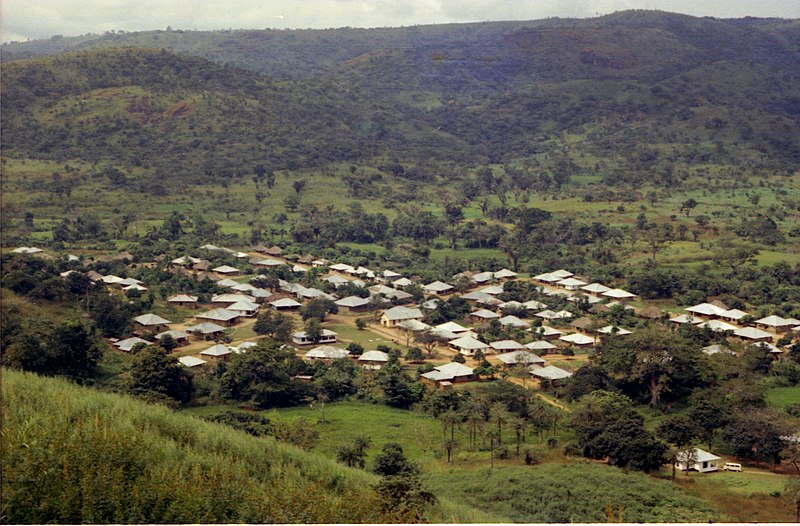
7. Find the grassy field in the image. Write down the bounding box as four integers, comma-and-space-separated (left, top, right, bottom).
424, 463, 718, 523
766, 386, 800, 409
187, 401, 449, 463
2, 370, 496, 524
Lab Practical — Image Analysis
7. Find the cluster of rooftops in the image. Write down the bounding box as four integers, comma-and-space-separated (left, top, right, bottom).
13, 243, 798, 382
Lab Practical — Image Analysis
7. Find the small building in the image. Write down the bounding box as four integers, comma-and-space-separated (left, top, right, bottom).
685, 303, 727, 319
698, 320, 737, 333
435, 321, 470, 334
493, 269, 518, 280
461, 290, 495, 303
154, 330, 189, 347
602, 288, 636, 300
305, 345, 349, 362
393, 277, 415, 288
195, 308, 240, 326
581, 282, 611, 295
525, 340, 558, 353
168, 294, 199, 309
324, 275, 351, 287
216, 278, 241, 288
114, 337, 152, 352
178, 356, 207, 368
200, 344, 233, 361
676, 448, 720, 473
734, 326, 773, 342
559, 332, 595, 347
185, 322, 227, 340
530, 365, 573, 385
755, 315, 794, 333
292, 329, 338, 346
212, 265, 240, 276
381, 306, 424, 327
335, 296, 371, 312
449, 335, 490, 356
227, 300, 260, 317
489, 340, 526, 353
358, 350, 390, 370
270, 298, 302, 311
423, 280, 454, 295
471, 272, 495, 285
569, 316, 595, 333
719, 309, 749, 323
499, 315, 529, 329
133, 313, 172, 331
496, 350, 545, 367
253, 258, 285, 268
638, 306, 665, 320
597, 325, 632, 336
556, 277, 587, 290
397, 319, 432, 332
211, 293, 256, 308
550, 269, 574, 279
469, 309, 500, 323
534, 326, 564, 340
329, 263, 355, 273
669, 314, 704, 326
421, 362, 476, 387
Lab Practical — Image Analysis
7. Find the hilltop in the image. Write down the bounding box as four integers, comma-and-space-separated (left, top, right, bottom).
3, 11, 799, 187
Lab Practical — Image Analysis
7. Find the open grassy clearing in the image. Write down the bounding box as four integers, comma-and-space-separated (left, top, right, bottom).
766, 386, 800, 409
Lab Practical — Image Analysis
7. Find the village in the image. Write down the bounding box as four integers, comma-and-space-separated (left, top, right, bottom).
9, 242, 800, 478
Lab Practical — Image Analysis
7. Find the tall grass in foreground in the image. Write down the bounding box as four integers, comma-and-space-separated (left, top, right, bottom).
0, 370, 492, 523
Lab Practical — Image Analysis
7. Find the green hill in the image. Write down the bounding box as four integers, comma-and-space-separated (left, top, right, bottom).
0, 369, 494, 523
2, 11, 798, 184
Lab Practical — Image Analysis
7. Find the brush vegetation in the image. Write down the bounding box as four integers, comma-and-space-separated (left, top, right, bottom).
0, 369, 493, 524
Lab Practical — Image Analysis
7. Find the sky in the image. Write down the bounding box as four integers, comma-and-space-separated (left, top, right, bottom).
2, 0, 799, 44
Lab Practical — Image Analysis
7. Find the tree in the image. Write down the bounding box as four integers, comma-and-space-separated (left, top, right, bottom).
570, 391, 667, 472
292, 179, 306, 194
680, 198, 698, 216
376, 364, 424, 409
373, 443, 417, 477
355, 317, 368, 330
599, 327, 702, 407
128, 347, 193, 404
304, 318, 323, 343
721, 409, 789, 465
218, 343, 313, 408
405, 347, 424, 363
415, 329, 444, 356
712, 238, 759, 274
158, 333, 178, 353
562, 365, 616, 401
784, 478, 800, 523
337, 436, 371, 469
300, 297, 338, 322
374, 470, 437, 523
346, 342, 364, 357
438, 410, 461, 462
489, 402, 511, 444
657, 416, 701, 481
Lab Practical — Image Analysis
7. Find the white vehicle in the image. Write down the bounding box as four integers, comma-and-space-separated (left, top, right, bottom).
722, 462, 742, 472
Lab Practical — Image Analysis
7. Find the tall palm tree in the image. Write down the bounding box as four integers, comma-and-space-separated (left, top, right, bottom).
489, 402, 511, 444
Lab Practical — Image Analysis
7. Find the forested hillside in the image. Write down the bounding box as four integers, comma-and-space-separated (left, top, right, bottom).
2, 10, 799, 187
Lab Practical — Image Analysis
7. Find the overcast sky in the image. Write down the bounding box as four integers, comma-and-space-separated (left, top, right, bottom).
2, 0, 799, 44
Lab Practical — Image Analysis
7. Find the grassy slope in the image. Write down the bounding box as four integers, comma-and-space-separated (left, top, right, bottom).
1, 370, 494, 523
186, 400, 795, 523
